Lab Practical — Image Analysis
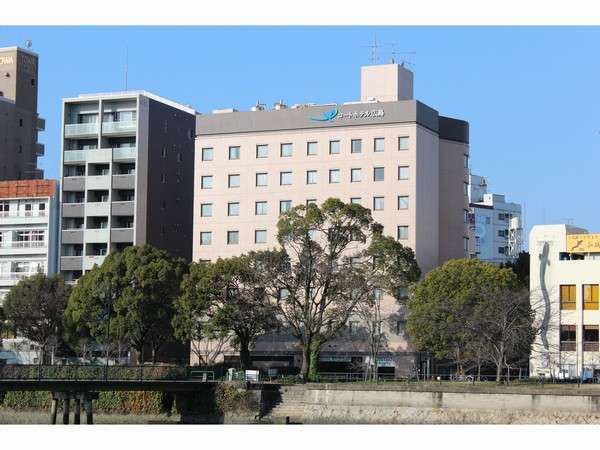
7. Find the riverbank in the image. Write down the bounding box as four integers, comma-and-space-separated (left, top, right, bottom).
0, 409, 180, 424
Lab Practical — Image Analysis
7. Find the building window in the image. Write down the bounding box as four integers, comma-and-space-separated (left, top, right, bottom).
498, 246, 505, 254
256, 144, 268, 158
398, 136, 409, 151
373, 196, 384, 211
351, 168, 362, 183
373, 167, 385, 182
350, 197, 361, 205
329, 140, 340, 155
255, 229, 267, 244
583, 284, 599, 310
374, 138, 385, 152
256, 172, 268, 187
398, 287, 409, 300
464, 210, 469, 224
280, 171, 292, 185
584, 325, 599, 352
560, 285, 576, 310
307, 142, 317, 156
398, 196, 409, 210
560, 325, 576, 351
229, 146, 241, 160
200, 203, 213, 217
464, 237, 469, 252
306, 170, 317, 185
177, 153, 183, 163
464, 182, 469, 196
329, 169, 340, 184
280, 200, 292, 213
161, 174, 167, 183
351, 139, 362, 153
202, 147, 213, 161
397, 225, 409, 240
281, 143, 293, 157
200, 232, 212, 245
227, 202, 240, 216
498, 229, 506, 238
464, 154, 469, 168
306, 199, 317, 206
227, 231, 239, 245
398, 166, 409, 180
228, 174, 240, 188
255, 201, 268, 215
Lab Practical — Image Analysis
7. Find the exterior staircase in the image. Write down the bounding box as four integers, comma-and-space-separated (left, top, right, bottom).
261, 385, 307, 423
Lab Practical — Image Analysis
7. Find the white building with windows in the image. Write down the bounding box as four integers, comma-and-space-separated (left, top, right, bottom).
0, 179, 59, 304
467, 174, 522, 263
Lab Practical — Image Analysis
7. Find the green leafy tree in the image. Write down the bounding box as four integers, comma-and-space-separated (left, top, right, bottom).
501, 251, 530, 288
254, 198, 420, 381
407, 259, 521, 376
65, 245, 187, 364
3, 273, 71, 364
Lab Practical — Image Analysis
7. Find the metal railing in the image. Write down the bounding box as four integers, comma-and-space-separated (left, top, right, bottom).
0, 241, 47, 249
0, 211, 47, 218
64, 123, 98, 137
102, 120, 137, 134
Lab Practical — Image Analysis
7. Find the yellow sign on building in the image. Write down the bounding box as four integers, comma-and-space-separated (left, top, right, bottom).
566, 234, 600, 253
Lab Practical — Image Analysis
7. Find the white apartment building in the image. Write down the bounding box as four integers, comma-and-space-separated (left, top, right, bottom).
529, 224, 600, 380
468, 174, 522, 263
0, 179, 59, 304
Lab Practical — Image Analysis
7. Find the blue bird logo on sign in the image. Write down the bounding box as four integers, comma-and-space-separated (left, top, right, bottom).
310, 108, 338, 122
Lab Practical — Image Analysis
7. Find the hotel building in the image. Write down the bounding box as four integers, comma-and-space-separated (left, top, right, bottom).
0, 46, 45, 180
530, 224, 600, 380
193, 63, 470, 375
59, 91, 196, 282
0, 179, 59, 304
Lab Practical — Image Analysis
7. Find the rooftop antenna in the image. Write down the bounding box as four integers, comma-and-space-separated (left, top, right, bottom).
390, 44, 416, 66
24, 40, 32, 49
365, 33, 381, 64
124, 46, 129, 91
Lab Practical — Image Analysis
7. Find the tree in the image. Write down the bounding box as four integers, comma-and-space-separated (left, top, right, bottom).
174, 256, 279, 370
254, 198, 420, 382
3, 273, 71, 364
65, 245, 187, 364
407, 259, 520, 376
501, 251, 530, 288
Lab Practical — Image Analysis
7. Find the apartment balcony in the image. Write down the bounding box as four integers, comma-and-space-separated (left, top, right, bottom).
84, 228, 110, 243
112, 201, 135, 216
0, 272, 36, 284
61, 229, 84, 244
85, 201, 110, 216
86, 175, 111, 190
584, 342, 599, 352
0, 211, 49, 225
62, 203, 84, 218
36, 116, 45, 131
102, 120, 137, 136
83, 255, 106, 271
111, 228, 134, 243
112, 174, 136, 190
64, 123, 99, 138
35, 143, 45, 157
0, 241, 48, 256
60, 256, 83, 272
86, 148, 113, 163
112, 147, 137, 161
63, 150, 88, 163
63, 176, 85, 191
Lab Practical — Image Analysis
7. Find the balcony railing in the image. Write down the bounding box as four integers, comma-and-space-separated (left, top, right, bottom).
64, 123, 99, 137
64, 147, 137, 163
560, 341, 576, 352
102, 120, 137, 134
0, 211, 47, 218
584, 342, 599, 352
112, 147, 137, 160
0, 241, 47, 249
0, 272, 39, 281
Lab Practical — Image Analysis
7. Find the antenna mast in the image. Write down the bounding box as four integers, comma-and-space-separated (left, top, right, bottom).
125, 46, 129, 91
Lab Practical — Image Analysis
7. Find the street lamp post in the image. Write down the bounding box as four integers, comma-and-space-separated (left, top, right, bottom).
104, 277, 111, 381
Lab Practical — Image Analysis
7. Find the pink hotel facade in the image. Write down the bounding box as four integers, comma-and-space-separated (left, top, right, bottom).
192, 63, 470, 375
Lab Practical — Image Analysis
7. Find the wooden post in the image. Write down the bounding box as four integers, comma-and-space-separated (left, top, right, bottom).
85, 398, 93, 424
49, 398, 58, 425
62, 397, 70, 425
74, 398, 81, 424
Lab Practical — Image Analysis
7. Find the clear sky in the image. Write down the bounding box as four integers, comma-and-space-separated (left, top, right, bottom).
1, 26, 599, 244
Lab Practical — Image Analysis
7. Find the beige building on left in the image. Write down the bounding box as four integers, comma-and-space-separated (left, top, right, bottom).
192, 63, 470, 376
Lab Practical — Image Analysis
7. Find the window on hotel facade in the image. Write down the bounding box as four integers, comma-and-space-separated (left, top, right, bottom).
398, 225, 409, 240
255, 201, 268, 215
256, 172, 268, 187
373, 196, 384, 211
398, 166, 409, 180
350, 197, 361, 205
228, 174, 240, 188
200, 203, 213, 217
398, 136, 409, 151
306, 170, 317, 184
227, 202, 240, 216
583, 284, 599, 310
329, 140, 340, 155
280, 143, 293, 157
200, 232, 212, 245
329, 169, 340, 183
280, 200, 292, 213
280, 171, 292, 185
374, 167, 385, 181
560, 325, 576, 351
351, 139, 362, 153
560, 285, 577, 310
227, 231, 239, 245
307, 142, 317, 156
374, 138, 385, 152
228, 146, 240, 160
256, 144, 268, 158
398, 196, 409, 210
306, 199, 317, 206
464, 154, 469, 168
351, 168, 362, 182
255, 229, 267, 244
201, 148, 213, 161
201, 175, 213, 189
584, 325, 599, 351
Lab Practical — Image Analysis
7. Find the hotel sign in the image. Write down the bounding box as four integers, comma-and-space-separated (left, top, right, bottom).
0, 56, 14, 65
310, 107, 385, 122
566, 234, 600, 253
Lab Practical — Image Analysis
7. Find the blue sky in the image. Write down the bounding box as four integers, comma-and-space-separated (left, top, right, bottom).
1, 26, 599, 243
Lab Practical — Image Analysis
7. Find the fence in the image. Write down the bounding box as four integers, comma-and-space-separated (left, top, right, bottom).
0, 364, 189, 381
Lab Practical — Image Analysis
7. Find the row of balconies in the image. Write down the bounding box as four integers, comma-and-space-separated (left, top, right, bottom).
62, 174, 135, 191
64, 121, 137, 138
63, 147, 137, 164
0, 241, 47, 249
62, 201, 135, 218
61, 228, 134, 244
